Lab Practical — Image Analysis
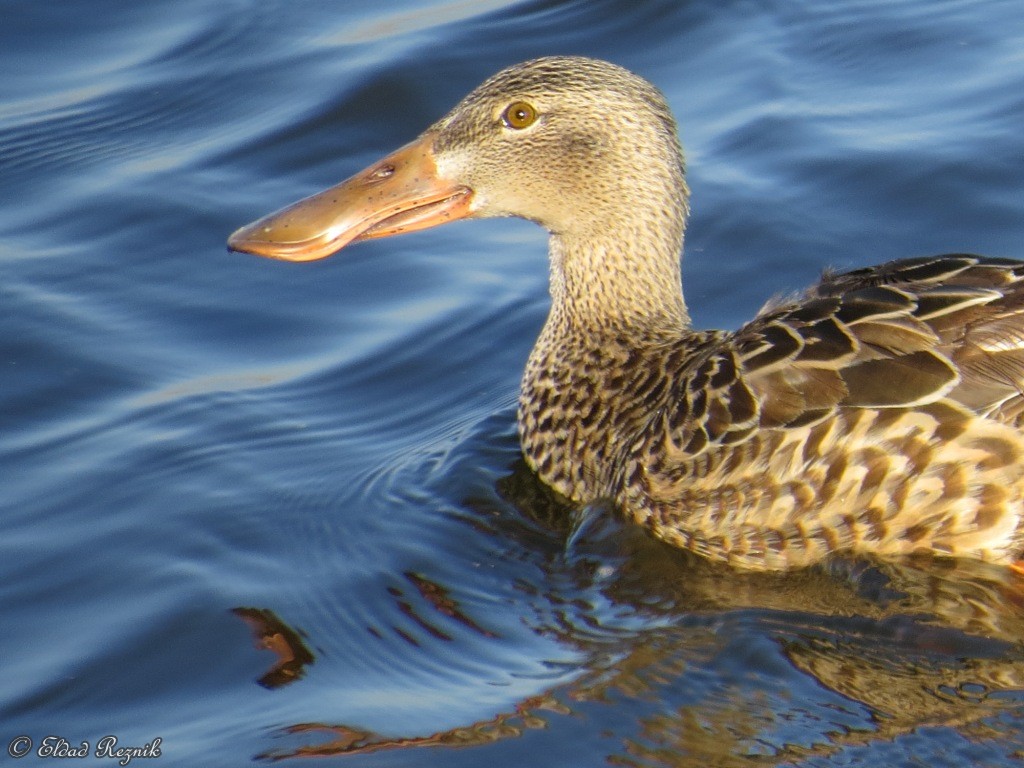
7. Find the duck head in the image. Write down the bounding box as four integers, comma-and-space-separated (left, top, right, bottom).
227, 56, 688, 263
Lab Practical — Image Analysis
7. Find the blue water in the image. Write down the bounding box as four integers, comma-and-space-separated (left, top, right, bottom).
3, 0, 1024, 765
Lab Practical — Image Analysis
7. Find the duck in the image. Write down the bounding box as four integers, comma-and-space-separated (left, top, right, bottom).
229, 56, 1024, 571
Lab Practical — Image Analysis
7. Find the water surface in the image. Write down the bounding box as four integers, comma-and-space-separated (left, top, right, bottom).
3, 0, 1024, 765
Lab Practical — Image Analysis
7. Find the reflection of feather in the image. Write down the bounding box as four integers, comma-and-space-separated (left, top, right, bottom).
232, 606, 315, 689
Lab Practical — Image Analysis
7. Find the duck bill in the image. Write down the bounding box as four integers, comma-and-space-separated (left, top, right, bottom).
227, 132, 473, 262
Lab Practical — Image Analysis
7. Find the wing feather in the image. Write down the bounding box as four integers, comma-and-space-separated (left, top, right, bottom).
662, 254, 1024, 459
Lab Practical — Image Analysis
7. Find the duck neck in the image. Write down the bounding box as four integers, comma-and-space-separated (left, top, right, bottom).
544, 208, 690, 339
521, 210, 690, 501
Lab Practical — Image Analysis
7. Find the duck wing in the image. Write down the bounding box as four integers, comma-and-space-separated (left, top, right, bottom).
664, 254, 1024, 457
640, 255, 1024, 567
813, 253, 1024, 424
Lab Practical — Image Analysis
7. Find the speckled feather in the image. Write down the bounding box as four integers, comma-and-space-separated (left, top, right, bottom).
521, 251, 1024, 569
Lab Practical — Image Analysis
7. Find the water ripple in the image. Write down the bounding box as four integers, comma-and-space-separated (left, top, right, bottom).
3, 0, 1024, 765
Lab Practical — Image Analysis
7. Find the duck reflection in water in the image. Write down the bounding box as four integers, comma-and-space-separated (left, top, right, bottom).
234, 462, 1024, 765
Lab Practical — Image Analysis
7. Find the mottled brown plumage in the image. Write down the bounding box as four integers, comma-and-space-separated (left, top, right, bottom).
229, 57, 1024, 571
522, 253, 1024, 569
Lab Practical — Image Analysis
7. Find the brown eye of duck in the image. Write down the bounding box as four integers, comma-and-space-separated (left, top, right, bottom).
502, 101, 538, 130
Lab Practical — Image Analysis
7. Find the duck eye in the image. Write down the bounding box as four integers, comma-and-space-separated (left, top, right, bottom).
501, 101, 538, 130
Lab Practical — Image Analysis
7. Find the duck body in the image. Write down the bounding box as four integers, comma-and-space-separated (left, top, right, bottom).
229, 57, 1024, 571
521, 253, 1024, 569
